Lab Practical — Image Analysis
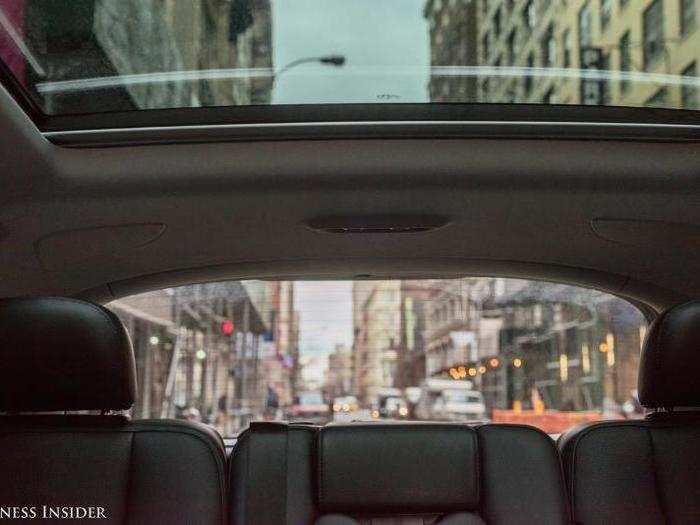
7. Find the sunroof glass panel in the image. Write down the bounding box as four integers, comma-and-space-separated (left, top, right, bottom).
0, 0, 698, 116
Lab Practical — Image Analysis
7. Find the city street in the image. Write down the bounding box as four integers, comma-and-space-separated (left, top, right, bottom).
109, 277, 646, 435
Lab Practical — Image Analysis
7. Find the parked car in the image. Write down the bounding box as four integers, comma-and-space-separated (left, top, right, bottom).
288, 391, 330, 424
332, 395, 359, 414
379, 395, 409, 419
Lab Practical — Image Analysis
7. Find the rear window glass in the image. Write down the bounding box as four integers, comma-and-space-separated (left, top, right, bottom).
108, 278, 647, 436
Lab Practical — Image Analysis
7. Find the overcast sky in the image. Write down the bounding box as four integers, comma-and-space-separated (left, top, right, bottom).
293, 281, 354, 386
271, 0, 429, 104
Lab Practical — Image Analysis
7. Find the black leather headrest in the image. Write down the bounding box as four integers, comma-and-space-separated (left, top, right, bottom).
317, 423, 479, 515
0, 297, 136, 412
639, 301, 700, 408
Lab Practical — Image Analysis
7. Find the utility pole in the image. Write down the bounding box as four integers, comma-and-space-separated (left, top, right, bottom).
252, 333, 260, 416
240, 300, 250, 415
126, 315, 139, 417
142, 327, 153, 418
185, 329, 194, 408
161, 293, 183, 418
199, 323, 211, 420
223, 300, 234, 436
211, 300, 220, 402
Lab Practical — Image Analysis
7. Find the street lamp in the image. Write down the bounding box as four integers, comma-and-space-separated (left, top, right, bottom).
274, 55, 346, 79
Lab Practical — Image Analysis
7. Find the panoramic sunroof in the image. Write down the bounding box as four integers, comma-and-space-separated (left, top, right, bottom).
0, 0, 698, 119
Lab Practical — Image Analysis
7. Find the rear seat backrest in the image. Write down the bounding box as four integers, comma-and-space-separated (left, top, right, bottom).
318, 423, 480, 519
317, 423, 569, 525
229, 422, 318, 524
230, 421, 569, 525
558, 301, 700, 524
0, 297, 227, 524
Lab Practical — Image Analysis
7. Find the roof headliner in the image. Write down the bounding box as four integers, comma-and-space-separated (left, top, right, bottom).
1, 84, 698, 313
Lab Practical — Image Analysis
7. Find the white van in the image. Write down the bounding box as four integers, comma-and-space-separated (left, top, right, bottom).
416, 379, 486, 422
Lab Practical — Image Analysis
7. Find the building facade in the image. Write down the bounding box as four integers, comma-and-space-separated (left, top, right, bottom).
263, 281, 298, 408
352, 281, 402, 403
396, 281, 432, 389
109, 280, 297, 435
326, 344, 354, 399
424, 0, 479, 102
424, 279, 481, 377
350, 277, 645, 416
425, 0, 699, 108
352, 281, 379, 402
477, 0, 699, 108
21, 0, 273, 114
492, 281, 645, 413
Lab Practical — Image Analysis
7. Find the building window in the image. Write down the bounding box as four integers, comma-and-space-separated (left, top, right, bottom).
619, 31, 631, 93
681, 0, 696, 36
601, 0, 613, 29
563, 29, 572, 67
578, 2, 592, 48
507, 30, 517, 64
543, 86, 557, 104
524, 53, 534, 95
542, 24, 556, 67
524, 0, 536, 32
527, 0, 537, 28
533, 304, 543, 326
643, 0, 665, 69
494, 7, 501, 39
645, 87, 668, 107
481, 78, 490, 102
505, 84, 517, 103
682, 62, 697, 109
600, 54, 611, 105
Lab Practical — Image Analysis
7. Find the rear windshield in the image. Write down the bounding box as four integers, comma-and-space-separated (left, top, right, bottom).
108, 278, 647, 436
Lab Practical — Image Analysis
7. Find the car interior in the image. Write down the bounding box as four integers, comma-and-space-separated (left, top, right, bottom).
1, 0, 699, 523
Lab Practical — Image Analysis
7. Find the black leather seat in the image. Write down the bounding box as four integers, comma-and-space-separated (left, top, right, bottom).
0, 297, 226, 524
559, 301, 700, 524
230, 421, 569, 524
229, 421, 318, 524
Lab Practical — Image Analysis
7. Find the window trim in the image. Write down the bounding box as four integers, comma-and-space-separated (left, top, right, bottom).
38, 110, 700, 148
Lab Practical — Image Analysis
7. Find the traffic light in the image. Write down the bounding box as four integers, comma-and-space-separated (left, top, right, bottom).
221, 320, 234, 336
